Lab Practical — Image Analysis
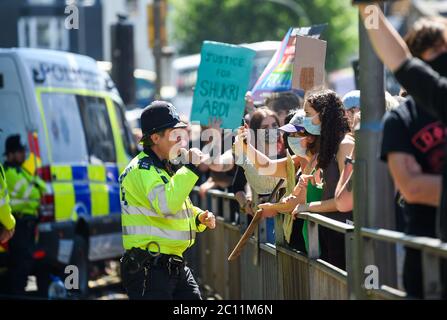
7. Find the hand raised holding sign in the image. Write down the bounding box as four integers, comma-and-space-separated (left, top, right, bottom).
207, 117, 223, 131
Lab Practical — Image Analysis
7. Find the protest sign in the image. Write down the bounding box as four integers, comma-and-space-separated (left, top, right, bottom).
190, 41, 256, 129
292, 35, 327, 91
251, 24, 326, 103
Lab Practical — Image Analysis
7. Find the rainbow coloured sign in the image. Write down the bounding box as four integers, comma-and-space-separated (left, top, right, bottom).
251, 25, 326, 103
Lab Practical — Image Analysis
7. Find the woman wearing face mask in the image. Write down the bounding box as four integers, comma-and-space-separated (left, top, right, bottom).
232, 107, 284, 243
258, 109, 322, 252
237, 90, 354, 268
291, 90, 354, 270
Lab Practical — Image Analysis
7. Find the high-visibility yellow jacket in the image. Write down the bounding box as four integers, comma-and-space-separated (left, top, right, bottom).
3, 162, 47, 216
0, 163, 15, 230
119, 149, 206, 257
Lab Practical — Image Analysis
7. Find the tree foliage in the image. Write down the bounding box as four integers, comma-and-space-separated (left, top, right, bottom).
170, 0, 358, 71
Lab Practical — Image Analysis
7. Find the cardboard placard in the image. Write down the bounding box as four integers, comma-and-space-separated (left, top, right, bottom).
251, 24, 326, 103
292, 35, 327, 92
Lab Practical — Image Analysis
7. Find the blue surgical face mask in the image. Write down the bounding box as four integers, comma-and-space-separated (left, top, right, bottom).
287, 136, 307, 157
303, 114, 321, 135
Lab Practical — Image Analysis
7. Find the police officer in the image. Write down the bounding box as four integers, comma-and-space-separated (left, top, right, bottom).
0, 161, 15, 244
3, 134, 46, 295
0, 130, 16, 293
119, 101, 216, 300
0, 131, 15, 244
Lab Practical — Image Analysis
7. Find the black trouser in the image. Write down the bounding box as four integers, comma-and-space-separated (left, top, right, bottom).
442, 259, 447, 299
121, 250, 202, 300
319, 226, 346, 270
403, 247, 423, 299
8, 215, 37, 296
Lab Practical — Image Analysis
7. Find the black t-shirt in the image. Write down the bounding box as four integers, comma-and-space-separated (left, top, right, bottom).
394, 58, 447, 241
380, 98, 446, 237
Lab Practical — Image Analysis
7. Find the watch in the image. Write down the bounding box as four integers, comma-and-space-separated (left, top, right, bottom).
344, 156, 355, 166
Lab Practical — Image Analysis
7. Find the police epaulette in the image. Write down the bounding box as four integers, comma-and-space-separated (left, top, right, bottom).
138, 157, 153, 170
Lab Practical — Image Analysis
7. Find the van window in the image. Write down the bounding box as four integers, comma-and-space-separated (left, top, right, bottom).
0, 92, 29, 160
77, 96, 116, 163
40, 93, 89, 163
112, 101, 137, 158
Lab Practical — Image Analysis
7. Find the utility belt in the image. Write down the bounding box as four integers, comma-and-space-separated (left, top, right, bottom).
121, 246, 185, 277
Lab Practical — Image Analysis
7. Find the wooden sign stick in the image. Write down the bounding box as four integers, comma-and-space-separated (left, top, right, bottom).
227, 209, 263, 261
228, 179, 284, 261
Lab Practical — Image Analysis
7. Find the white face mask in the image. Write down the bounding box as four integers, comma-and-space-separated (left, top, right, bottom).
287, 136, 307, 157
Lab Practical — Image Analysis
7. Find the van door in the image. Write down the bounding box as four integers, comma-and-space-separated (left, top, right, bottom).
37, 90, 123, 260
0, 56, 31, 165
38, 91, 90, 222
76, 95, 121, 217
36, 90, 123, 221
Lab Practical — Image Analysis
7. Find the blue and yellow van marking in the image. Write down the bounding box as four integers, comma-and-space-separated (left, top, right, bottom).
51, 164, 122, 221
33, 87, 129, 222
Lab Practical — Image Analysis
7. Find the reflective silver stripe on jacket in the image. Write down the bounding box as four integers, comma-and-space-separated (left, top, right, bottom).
121, 204, 191, 220
12, 179, 27, 196
0, 196, 7, 207
147, 184, 170, 214
22, 184, 35, 199
122, 225, 195, 240
10, 198, 38, 205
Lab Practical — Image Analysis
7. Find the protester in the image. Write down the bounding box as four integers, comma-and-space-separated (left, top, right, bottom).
335, 148, 354, 213
265, 91, 303, 126
258, 109, 321, 252
237, 90, 354, 268
196, 117, 236, 198
334, 90, 399, 214
358, 13, 447, 298
342, 90, 361, 132
233, 107, 284, 242
358, 3, 447, 297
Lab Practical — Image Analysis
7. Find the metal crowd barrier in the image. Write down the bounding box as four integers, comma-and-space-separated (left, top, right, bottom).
360, 228, 447, 299
187, 187, 447, 300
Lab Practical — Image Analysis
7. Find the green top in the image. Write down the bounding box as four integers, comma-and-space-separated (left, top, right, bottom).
302, 170, 323, 253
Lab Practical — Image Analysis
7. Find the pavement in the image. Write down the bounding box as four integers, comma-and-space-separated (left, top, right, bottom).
19, 260, 218, 300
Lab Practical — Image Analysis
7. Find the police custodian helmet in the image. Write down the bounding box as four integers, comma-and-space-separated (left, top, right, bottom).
140, 101, 187, 139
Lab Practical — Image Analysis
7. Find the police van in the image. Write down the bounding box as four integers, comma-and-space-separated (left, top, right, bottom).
0, 48, 136, 296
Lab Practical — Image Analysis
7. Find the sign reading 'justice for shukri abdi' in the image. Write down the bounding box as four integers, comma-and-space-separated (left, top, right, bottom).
190, 41, 255, 129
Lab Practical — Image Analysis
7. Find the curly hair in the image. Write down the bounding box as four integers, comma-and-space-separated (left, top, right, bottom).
404, 17, 446, 58
305, 89, 350, 169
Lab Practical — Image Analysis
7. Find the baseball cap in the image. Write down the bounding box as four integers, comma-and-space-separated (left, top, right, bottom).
342, 90, 361, 110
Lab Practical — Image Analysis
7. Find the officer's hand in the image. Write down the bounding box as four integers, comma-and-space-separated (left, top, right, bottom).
0, 227, 15, 244
199, 210, 216, 229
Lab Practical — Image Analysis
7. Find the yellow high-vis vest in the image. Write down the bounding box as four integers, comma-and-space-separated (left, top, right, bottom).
119, 150, 206, 257
3, 163, 46, 217
0, 163, 15, 230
